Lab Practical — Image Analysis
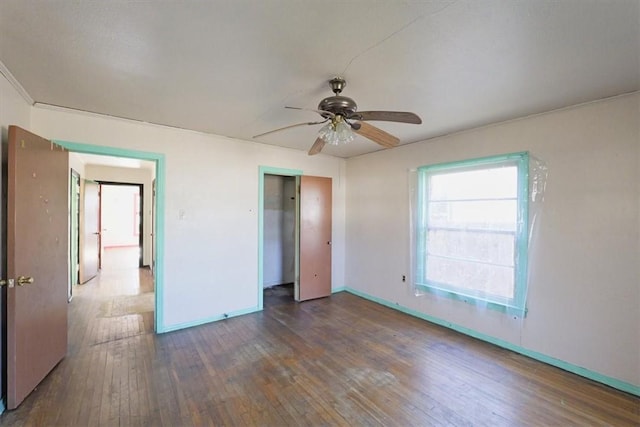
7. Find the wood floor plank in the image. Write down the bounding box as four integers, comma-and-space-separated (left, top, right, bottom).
1, 249, 638, 426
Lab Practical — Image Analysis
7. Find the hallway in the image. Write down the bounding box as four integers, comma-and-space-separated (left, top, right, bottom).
82, 247, 155, 347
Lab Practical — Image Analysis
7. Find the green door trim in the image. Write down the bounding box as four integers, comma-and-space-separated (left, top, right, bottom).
54, 140, 167, 333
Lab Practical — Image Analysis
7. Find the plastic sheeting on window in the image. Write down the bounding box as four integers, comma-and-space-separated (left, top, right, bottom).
408, 153, 548, 318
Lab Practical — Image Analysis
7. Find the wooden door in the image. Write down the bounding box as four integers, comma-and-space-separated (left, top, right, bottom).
7, 126, 69, 409
80, 180, 100, 283
298, 176, 332, 301
69, 169, 80, 299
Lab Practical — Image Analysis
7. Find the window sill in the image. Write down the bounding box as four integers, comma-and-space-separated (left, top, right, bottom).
415, 283, 527, 318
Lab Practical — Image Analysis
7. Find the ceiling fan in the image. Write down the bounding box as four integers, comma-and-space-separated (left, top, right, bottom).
254, 77, 422, 155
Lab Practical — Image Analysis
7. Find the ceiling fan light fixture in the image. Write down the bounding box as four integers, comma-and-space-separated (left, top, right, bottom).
319, 116, 354, 146
335, 119, 355, 143
256, 78, 421, 155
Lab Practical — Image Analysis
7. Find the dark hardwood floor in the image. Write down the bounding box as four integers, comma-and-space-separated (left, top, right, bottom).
2, 254, 638, 426
263, 283, 294, 307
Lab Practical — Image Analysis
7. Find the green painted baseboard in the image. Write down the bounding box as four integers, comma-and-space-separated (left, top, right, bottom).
160, 306, 261, 333
163, 286, 347, 333
340, 287, 640, 397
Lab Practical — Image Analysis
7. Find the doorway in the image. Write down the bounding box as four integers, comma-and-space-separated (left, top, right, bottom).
262, 174, 297, 306
258, 166, 333, 308
258, 167, 301, 309
67, 162, 155, 336
92, 181, 155, 337
55, 140, 167, 333
80, 179, 100, 284
99, 183, 144, 268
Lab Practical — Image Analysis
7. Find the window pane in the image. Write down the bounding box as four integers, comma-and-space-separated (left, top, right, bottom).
415, 152, 528, 313
425, 256, 515, 299
430, 166, 517, 201
427, 229, 515, 266
428, 200, 517, 231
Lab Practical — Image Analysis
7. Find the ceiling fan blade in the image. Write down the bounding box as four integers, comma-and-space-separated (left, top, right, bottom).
353, 121, 400, 148
253, 120, 327, 138
352, 111, 422, 124
308, 137, 326, 156
285, 106, 335, 118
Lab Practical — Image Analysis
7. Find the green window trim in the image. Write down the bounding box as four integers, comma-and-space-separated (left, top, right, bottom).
415, 152, 530, 317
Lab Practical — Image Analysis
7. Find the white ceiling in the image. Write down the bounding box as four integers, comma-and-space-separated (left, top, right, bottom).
1, 1, 638, 158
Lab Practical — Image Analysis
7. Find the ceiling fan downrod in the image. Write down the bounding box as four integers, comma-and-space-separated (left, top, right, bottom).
329, 77, 346, 95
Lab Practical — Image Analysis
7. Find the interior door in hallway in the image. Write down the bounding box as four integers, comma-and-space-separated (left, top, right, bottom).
6, 125, 69, 409
298, 175, 332, 301
80, 179, 100, 283
69, 169, 80, 300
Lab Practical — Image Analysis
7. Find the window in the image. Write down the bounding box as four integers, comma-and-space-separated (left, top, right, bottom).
415, 152, 529, 316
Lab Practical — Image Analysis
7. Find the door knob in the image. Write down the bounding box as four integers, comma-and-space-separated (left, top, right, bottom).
16, 276, 34, 286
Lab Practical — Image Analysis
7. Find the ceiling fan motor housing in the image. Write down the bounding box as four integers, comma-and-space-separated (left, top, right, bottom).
318, 96, 358, 118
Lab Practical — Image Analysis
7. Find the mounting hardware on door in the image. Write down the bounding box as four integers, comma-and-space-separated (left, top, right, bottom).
0, 276, 34, 287
17, 276, 34, 286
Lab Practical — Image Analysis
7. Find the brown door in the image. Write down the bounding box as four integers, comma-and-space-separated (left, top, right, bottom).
298, 175, 332, 301
80, 180, 100, 283
7, 126, 69, 409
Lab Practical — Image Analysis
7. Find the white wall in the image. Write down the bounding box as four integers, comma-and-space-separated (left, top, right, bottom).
84, 165, 153, 265
0, 73, 30, 135
31, 106, 347, 330
345, 93, 640, 388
